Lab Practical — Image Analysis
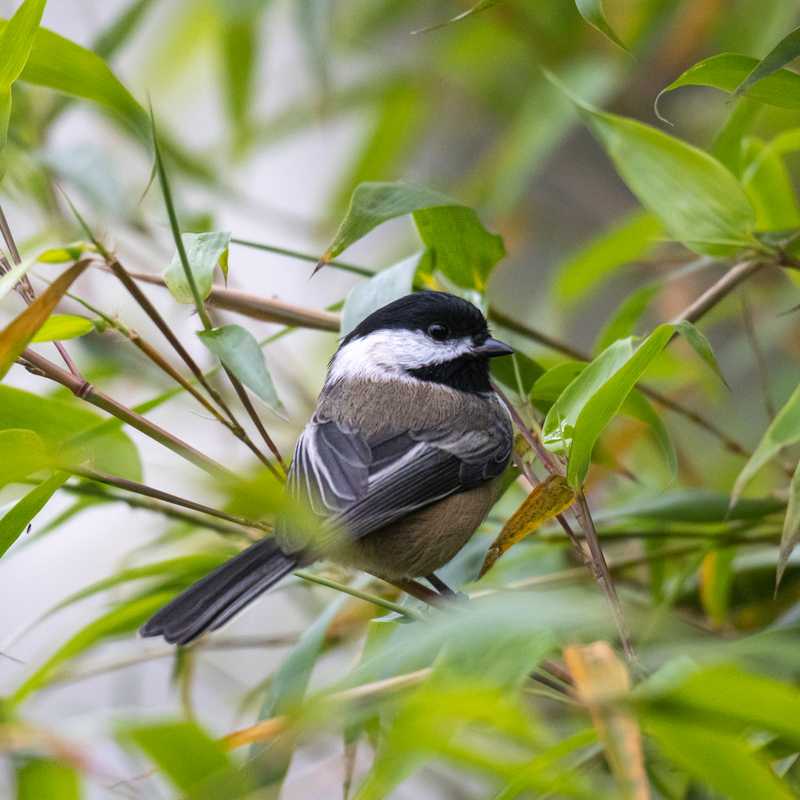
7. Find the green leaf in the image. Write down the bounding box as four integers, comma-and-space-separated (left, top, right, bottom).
217, 10, 256, 151
645, 714, 793, 800
574, 0, 627, 51
732, 383, 800, 506
9, 22, 147, 135
777, 460, 800, 589
594, 282, 660, 353
414, 206, 505, 291
0, 260, 90, 380
198, 324, 283, 413
733, 26, 800, 100
254, 594, 349, 782
553, 74, 757, 256
320, 181, 453, 263
0, 384, 141, 481
412, 0, 501, 34
121, 720, 248, 797
15, 758, 81, 800
163, 231, 231, 303
0, 429, 49, 488
0, 471, 68, 558
675, 321, 728, 388
553, 211, 662, 309
565, 325, 676, 486
295, 0, 332, 95
657, 53, 800, 114
30, 314, 94, 343
11, 591, 173, 705
49, 553, 232, 613
0, 0, 46, 163
341, 253, 421, 336
741, 136, 800, 230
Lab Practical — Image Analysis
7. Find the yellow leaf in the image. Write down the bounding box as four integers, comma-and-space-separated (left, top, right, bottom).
0, 260, 90, 380
479, 474, 575, 576
565, 642, 649, 800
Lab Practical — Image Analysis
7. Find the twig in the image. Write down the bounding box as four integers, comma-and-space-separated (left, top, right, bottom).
108, 267, 340, 331
19, 348, 232, 480
69, 465, 271, 533
55, 480, 257, 538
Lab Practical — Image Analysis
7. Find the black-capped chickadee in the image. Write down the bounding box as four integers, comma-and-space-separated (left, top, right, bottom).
142, 291, 514, 644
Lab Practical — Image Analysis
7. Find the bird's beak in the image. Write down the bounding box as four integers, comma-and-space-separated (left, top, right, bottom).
472, 337, 514, 358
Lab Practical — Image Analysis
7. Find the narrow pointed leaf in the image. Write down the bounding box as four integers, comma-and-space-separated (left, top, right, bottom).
198, 324, 283, 413
412, 0, 501, 34
657, 53, 800, 112
11, 592, 173, 704
480, 475, 575, 576
733, 27, 800, 100
552, 74, 757, 257
0, 471, 68, 559
0, 0, 46, 160
594, 283, 660, 354
732, 383, 800, 506
320, 181, 453, 264
0, 253, 38, 302
675, 321, 728, 388
0, 428, 49, 487
574, 0, 627, 51
163, 231, 231, 303
121, 721, 247, 796
30, 314, 94, 343
0, 260, 90, 380
777, 461, 800, 589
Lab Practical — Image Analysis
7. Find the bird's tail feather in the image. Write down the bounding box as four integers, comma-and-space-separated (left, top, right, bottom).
140, 538, 298, 645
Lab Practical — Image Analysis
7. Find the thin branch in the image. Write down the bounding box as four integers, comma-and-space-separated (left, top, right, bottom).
109, 267, 340, 331
19, 348, 232, 480
69, 465, 271, 534
57, 480, 257, 538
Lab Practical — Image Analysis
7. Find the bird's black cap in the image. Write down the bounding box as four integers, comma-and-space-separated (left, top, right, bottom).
341, 291, 489, 346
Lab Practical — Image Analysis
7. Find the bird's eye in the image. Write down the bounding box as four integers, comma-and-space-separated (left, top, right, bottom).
427, 323, 449, 341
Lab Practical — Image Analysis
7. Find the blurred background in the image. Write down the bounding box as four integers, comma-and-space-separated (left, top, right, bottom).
2, 1, 800, 797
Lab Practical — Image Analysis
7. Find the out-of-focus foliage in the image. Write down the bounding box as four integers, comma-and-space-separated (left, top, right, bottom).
2, 1, 800, 798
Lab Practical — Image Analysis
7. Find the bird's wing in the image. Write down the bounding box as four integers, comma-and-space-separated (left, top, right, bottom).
285, 409, 511, 543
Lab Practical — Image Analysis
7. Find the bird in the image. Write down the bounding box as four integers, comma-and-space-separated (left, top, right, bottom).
141, 291, 515, 645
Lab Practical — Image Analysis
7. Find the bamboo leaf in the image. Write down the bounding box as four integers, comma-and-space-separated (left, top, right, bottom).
320, 181, 452, 265
657, 53, 800, 114
0, 471, 68, 558
552, 73, 757, 257
121, 720, 248, 796
30, 314, 94, 343
777, 461, 800, 590
0, 428, 49, 488
675, 321, 728, 388
8, 21, 147, 135
15, 758, 81, 800
480, 475, 576, 576
0, 260, 89, 380
732, 383, 800, 507
341, 252, 421, 336
0, 0, 46, 165
0, 384, 141, 481
574, 0, 627, 51
198, 324, 283, 413
163, 231, 231, 303
564, 642, 648, 799
733, 26, 800, 100
11, 591, 173, 705
740, 136, 800, 231
412, 0, 501, 34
